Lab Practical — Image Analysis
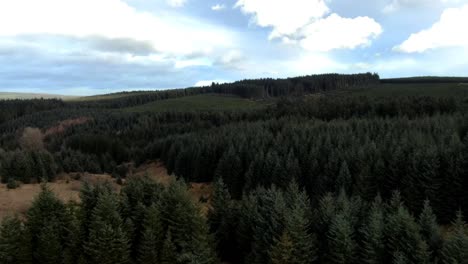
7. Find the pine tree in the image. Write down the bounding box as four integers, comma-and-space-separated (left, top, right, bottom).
160, 180, 217, 264
284, 181, 318, 264
418, 200, 442, 261
214, 146, 243, 198
336, 161, 351, 194
441, 211, 468, 264
34, 217, 63, 264
85, 192, 130, 264
327, 213, 355, 264
0, 216, 31, 264
138, 204, 164, 264
160, 231, 177, 264
269, 232, 294, 264
208, 178, 235, 261
26, 185, 69, 264
392, 251, 408, 264
360, 196, 385, 264
385, 202, 425, 264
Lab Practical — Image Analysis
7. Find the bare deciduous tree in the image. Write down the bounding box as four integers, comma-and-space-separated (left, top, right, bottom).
19, 127, 44, 150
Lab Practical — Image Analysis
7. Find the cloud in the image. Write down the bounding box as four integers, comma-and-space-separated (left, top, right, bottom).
0, 0, 236, 57
86, 37, 157, 55
214, 50, 245, 69
167, 0, 187, 7
235, 0, 382, 51
235, 0, 329, 38
383, 0, 468, 13
299, 14, 382, 52
383, 0, 430, 13
395, 4, 468, 52
211, 4, 226, 11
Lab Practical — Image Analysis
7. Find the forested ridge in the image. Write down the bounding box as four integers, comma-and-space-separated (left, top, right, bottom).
1, 73, 468, 264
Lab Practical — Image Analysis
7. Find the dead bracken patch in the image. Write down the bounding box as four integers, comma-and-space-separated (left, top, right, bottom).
44, 117, 92, 136
0, 161, 212, 218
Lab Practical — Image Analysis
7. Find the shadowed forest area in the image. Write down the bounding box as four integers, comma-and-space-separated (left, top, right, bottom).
0, 73, 468, 264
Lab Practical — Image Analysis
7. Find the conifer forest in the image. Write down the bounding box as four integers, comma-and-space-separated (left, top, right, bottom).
0, 73, 468, 264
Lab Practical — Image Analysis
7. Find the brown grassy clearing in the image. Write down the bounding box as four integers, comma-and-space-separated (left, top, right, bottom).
0, 161, 212, 219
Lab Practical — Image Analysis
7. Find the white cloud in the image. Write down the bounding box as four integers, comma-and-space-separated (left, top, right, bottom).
299, 14, 382, 52
235, 0, 382, 51
395, 4, 468, 52
167, 0, 187, 7
211, 4, 226, 11
216, 50, 244, 68
235, 0, 329, 38
0, 0, 236, 57
383, 0, 428, 13
383, 0, 468, 13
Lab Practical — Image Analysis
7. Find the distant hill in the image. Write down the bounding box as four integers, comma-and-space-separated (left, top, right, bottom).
0, 92, 77, 100
381, 76, 468, 84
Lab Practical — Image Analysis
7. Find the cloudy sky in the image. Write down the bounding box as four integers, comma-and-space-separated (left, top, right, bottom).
0, 0, 467, 95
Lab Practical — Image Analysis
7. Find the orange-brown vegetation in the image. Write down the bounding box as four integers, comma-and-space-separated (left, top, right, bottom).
44, 117, 92, 136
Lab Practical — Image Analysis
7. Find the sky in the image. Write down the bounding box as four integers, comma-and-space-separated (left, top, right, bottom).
0, 0, 468, 95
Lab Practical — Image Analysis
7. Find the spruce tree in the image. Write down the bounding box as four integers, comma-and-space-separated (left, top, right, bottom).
160, 231, 177, 264
284, 181, 318, 264
138, 204, 164, 264
360, 196, 385, 264
26, 185, 69, 264
441, 211, 468, 264
418, 200, 442, 261
208, 178, 235, 261
214, 146, 243, 198
85, 192, 130, 264
34, 217, 63, 264
336, 161, 351, 194
0, 216, 31, 264
269, 232, 294, 264
385, 202, 425, 264
327, 213, 355, 264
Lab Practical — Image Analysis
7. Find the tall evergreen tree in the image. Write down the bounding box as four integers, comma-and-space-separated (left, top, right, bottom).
26, 185, 70, 264
327, 213, 355, 264
284, 181, 318, 264
0, 216, 31, 264
269, 232, 294, 264
208, 178, 236, 261
138, 204, 164, 264
85, 192, 130, 264
360, 196, 385, 264
336, 161, 352, 194
441, 211, 468, 264
418, 200, 442, 261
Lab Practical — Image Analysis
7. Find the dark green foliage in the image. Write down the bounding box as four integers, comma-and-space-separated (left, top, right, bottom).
418, 200, 442, 261
26, 185, 71, 264
269, 232, 295, 264
441, 211, 468, 264
327, 213, 356, 264
138, 204, 164, 264
84, 192, 130, 264
360, 196, 385, 264
0, 216, 31, 264
1, 75, 468, 264
6, 178, 18, 189
208, 178, 237, 261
